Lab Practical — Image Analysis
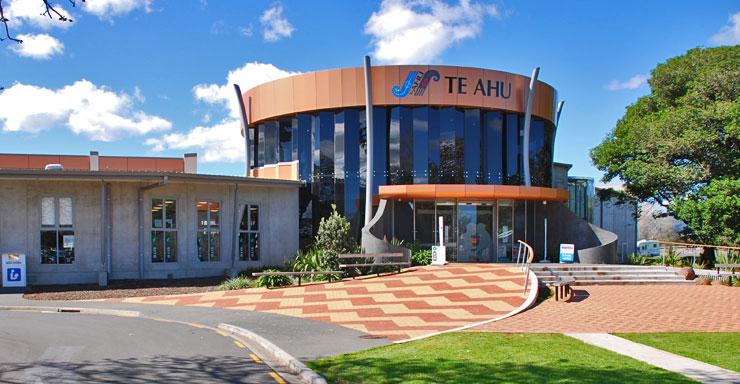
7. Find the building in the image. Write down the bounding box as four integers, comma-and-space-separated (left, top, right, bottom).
0, 152, 300, 285
239, 64, 615, 263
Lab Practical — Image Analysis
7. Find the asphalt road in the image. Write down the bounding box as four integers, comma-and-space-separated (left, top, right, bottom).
0, 311, 289, 383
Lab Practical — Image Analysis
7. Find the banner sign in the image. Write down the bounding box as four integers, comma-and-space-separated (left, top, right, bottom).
559, 244, 575, 263
2, 253, 26, 288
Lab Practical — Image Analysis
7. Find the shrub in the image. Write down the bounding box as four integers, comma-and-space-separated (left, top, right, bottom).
254, 269, 293, 288
732, 277, 740, 287
314, 204, 355, 259
219, 276, 255, 291
290, 248, 338, 281
412, 249, 432, 266
238, 265, 286, 278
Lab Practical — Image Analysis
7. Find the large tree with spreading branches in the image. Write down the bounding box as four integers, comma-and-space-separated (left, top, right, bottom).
591, 46, 739, 246
0, 0, 84, 43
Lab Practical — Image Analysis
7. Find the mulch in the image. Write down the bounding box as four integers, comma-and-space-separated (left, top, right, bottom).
22, 277, 223, 301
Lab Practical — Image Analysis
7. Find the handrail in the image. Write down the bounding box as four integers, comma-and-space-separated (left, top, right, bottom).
650, 240, 739, 251
517, 240, 535, 295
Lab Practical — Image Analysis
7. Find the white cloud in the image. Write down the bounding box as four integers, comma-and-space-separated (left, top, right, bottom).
149, 62, 299, 162
146, 120, 244, 163
365, 0, 499, 64
0, 80, 171, 141
6, 0, 74, 30
82, 0, 151, 19
606, 74, 648, 91
260, 2, 294, 42
710, 12, 740, 45
9, 33, 64, 59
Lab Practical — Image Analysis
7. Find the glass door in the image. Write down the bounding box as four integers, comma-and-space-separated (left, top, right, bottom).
436, 202, 457, 262
497, 200, 514, 262
457, 202, 494, 262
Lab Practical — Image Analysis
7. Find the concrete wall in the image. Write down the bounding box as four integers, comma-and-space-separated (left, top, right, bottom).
0, 179, 299, 285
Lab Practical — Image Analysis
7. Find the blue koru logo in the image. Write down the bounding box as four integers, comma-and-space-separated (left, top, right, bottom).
392, 70, 441, 98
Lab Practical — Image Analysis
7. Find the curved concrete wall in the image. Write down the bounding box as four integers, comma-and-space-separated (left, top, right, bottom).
360, 199, 411, 259
541, 202, 618, 264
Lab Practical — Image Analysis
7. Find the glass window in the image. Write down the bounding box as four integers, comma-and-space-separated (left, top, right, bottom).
238, 204, 260, 261
40, 197, 75, 264
257, 123, 266, 167
152, 198, 177, 263
412, 107, 429, 184
264, 120, 279, 165
296, 114, 313, 182
197, 201, 220, 262
427, 107, 440, 183
505, 113, 521, 185
279, 119, 293, 163
484, 111, 504, 184
413, 200, 435, 247
439, 107, 464, 183
372, 107, 388, 195
464, 109, 482, 184
342, 109, 361, 228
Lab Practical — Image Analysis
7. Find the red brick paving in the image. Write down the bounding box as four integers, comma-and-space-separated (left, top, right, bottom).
473, 285, 740, 333
107, 264, 530, 341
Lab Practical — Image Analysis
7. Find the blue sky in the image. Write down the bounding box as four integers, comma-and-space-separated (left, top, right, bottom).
1, 0, 739, 181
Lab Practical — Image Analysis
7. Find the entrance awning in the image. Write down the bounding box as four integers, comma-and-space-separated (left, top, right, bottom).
377, 184, 569, 202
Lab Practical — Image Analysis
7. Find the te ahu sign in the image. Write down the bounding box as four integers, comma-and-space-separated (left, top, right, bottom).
2, 253, 26, 288
393, 68, 512, 99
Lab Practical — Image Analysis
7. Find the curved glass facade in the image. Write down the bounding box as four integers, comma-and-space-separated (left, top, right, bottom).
252, 106, 555, 246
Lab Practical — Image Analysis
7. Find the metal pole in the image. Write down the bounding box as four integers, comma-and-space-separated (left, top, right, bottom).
542, 217, 548, 262
522, 67, 540, 187
233, 84, 251, 177
363, 55, 374, 225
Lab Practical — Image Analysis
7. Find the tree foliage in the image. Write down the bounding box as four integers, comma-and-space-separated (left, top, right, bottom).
314, 204, 355, 258
591, 46, 739, 245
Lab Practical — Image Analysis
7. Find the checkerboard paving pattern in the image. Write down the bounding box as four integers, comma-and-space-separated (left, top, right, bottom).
108, 264, 529, 341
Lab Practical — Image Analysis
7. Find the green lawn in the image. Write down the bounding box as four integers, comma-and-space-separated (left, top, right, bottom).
616, 332, 740, 372
307, 333, 695, 384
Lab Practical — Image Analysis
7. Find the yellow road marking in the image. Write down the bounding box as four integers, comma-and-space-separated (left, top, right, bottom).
216, 330, 230, 337
234, 340, 246, 349
269, 371, 286, 384
187, 322, 206, 329
250, 353, 263, 364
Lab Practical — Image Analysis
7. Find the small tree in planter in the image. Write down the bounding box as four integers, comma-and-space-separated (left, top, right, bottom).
310, 204, 355, 271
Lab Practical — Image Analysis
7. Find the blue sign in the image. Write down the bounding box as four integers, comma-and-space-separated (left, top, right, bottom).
559, 244, 575, 263
7, 268, 21, 282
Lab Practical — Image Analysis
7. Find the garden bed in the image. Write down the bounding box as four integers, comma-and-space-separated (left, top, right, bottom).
23, 277, 222, 301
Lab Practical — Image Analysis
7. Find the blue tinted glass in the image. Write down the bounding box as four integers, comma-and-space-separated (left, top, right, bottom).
485, 111, 504, 184
388, 107, 401, 183
279, 119, 293, 163
264, 121, 279, 165
439, 107, 464, 183
257, 124, 266, 167
399, 107, 413, 184
372, 107, 388, 195
412, 107, 429, 184
464, 109, 482, 184
296, 114, 312, 181
342, 109, 361, 224
427, 107, 440, 183
505, 114, 520, 185
529, 118, 545, 186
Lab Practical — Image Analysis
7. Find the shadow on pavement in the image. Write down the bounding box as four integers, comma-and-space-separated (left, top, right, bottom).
0, 355, 275, 384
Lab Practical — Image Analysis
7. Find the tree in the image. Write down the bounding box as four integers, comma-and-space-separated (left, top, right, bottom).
591, 46, 739, 245
0, 0, 83, 43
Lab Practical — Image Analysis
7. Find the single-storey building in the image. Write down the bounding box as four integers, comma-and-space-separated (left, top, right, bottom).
0, 152, 300, 285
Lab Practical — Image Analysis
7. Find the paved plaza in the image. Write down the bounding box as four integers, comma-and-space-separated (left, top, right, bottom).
106, 264, 531, 341
474, 284, 740, 333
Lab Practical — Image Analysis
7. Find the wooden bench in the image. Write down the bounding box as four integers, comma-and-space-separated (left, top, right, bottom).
251, 271, 343, 286
337, 253, 410, 276
553, 277, 575, 302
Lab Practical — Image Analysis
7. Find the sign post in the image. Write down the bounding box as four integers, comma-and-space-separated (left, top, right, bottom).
559, 244, 575, 264
2, 253, 27, 288
431, 216, 447, 265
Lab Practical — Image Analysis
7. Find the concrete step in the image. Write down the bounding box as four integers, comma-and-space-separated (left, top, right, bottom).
534, 270, 678, 276
565, 279, 695, 286
538, 274, 685, 282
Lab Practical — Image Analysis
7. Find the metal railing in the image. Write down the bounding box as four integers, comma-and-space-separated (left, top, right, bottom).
516, 240, 535, 295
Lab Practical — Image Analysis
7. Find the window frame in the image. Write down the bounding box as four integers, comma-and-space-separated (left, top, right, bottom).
196, 200, 221, 262
238, 203, 260, 262
151, 197, 178, 263
40, 196, 75, 265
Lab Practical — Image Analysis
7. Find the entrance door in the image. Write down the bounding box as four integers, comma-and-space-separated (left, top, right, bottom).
457, 202, 494, 262
436, 202, 457, 261
497, 200, 514, 262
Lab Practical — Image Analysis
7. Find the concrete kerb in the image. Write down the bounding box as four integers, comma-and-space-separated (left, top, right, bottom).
219, 323, 328, 384
0, 305, 140, 317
